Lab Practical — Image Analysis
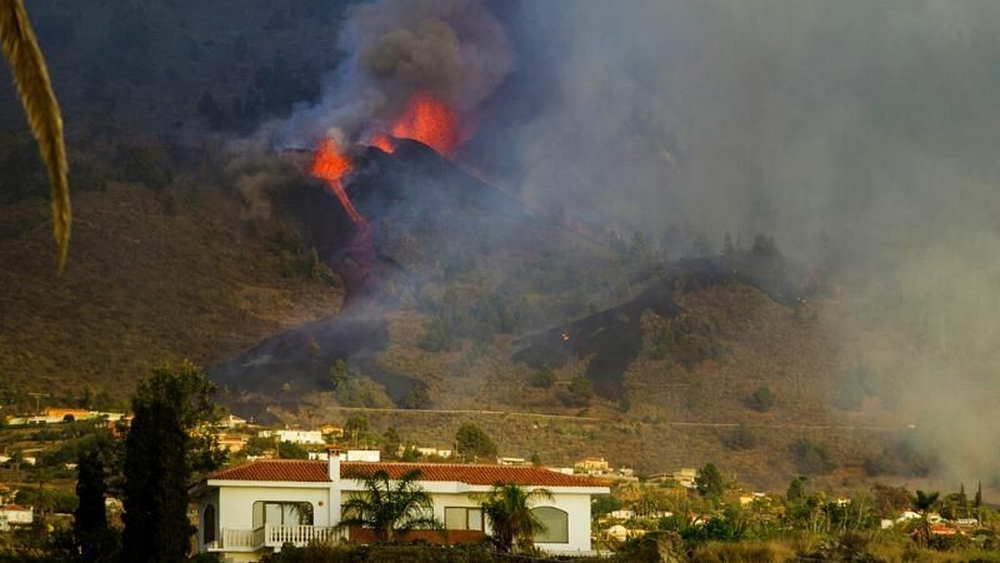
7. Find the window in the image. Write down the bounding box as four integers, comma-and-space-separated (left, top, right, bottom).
202, 504, 216, 544
444, 507, 484, 531
532, 506, 568, 543
251, 501, 314, 528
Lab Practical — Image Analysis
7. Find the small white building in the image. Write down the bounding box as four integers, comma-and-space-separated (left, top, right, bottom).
258, 429, 325, 445
308, 450, 381, 463
195, 456, 609, 561
0, 505, 33, 528
218, 414, 248, 430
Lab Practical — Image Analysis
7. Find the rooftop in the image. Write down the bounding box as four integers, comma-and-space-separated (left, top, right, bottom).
210, 460, 609, 488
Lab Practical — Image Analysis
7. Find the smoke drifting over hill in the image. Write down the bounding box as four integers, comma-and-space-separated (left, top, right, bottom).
259, 0, 1000, 484
490, 1, 1000, 484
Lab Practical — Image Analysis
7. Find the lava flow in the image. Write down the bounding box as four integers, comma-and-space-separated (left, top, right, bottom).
380, 91, 460, 156
311, 138, 368, 229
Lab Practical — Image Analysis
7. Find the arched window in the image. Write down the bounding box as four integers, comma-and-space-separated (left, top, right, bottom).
203, 504, 216, 545
532, 506, 568, 543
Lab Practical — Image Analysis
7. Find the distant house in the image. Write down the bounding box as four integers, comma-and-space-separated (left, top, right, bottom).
195, 455, 609, 561
574, 457, 610, 474
258, 429, 325, 445
216, 435, 249, 453
414, 447, 453, 459
308, 450, 381, 462
609, 509, 635, 520
218, 414, 248, 430
497, 457, 530, 466
0, 505, 33, 531
43, 407, 95, 423
672, 468, 698, 489
319, 424, 344, 438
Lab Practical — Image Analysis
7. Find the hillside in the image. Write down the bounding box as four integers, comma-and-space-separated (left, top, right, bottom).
0, 0, 959, 495
0, 178, 344, 400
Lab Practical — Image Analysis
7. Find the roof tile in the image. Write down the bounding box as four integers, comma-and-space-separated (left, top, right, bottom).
210, 460, 608, 488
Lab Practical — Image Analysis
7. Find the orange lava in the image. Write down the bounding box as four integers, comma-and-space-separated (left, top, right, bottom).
370, 133, 396, 154
311, 138, 367, 228
390, 91, 459, 155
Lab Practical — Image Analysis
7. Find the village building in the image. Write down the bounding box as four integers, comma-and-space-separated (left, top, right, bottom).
319, 424, 344, 438
217, 414, 248, 430
574, 457, 610, 474
195, 454, 609, 561
308, 449, 381, 463
257, 429, 325, 445
0, 505, 33, 531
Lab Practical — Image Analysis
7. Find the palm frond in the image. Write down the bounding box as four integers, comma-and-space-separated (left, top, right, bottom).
0, 0, 70, 271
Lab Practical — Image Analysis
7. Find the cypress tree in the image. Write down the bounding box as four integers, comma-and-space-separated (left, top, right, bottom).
121, 362, 222, 563
74, 439, 112, 562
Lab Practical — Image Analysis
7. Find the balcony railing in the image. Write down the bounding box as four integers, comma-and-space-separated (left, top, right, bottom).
207, 524, 346, 552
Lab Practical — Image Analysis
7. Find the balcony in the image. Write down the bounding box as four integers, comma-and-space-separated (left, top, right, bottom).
207, 524, 347, 553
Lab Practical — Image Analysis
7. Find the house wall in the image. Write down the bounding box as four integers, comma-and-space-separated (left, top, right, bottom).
533, 493, 593, 553
216, 483, 335, 530
0, 507, 33, 525
204, 479, 602, 557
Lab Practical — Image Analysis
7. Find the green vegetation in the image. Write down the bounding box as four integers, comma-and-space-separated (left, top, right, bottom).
746, 386, 776, 412
529, 365, 555, 389
790, 438, 836, 475
338, 468, 443, 542
121, 362, 225, 563
477, 483, 553, 554
454, 423, 497, 461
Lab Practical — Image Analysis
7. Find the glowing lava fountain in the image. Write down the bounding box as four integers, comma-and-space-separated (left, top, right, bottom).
311, 138, 368, 229
385, 91, 460, 156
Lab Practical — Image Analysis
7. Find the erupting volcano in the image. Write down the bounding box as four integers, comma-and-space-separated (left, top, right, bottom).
373, 91, 461, 156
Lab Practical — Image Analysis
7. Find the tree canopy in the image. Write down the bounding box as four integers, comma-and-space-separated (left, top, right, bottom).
477, 482, 553, 554
455, 423, 497, 461
121, 362, 224, 563
338, 468, 443, 542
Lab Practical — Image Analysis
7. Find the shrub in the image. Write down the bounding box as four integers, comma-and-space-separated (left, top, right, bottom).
791, 438, 836, 474
746, 386, 776, 412
724, 423, 758, 450
529, 365, 555, 388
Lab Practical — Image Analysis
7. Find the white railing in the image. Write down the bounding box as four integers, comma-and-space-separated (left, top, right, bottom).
206, 528, 257, 552
264, 524, 346, 548
209, 525, 345, 552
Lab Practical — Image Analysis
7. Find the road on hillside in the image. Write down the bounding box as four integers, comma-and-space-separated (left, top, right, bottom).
314, 406, 915, 432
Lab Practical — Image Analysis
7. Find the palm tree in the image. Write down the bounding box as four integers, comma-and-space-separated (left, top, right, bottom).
338, 468, 443, 542
478, 482, 554, 554
0, 0, 71, 270
912, 489, 939, 546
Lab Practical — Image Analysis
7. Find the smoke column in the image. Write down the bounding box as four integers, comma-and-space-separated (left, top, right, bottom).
276, 0, 513, 149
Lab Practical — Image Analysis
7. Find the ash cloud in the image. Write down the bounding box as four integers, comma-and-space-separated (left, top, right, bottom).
493, 1, 1000, 485
276, 0, 513, 146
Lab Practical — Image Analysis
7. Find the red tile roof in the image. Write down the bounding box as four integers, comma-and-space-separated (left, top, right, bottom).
210, 460, 608, 488
212, 460, 329, 482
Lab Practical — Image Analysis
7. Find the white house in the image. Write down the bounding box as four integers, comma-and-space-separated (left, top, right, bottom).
308, 450, 381, 463
0, 505, 33, 530
258, 429, 325, 445
195, 454, 609, 561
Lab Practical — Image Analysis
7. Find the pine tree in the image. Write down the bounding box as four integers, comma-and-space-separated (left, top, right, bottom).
74, 437, 115, 562
121, 362, 223, 563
